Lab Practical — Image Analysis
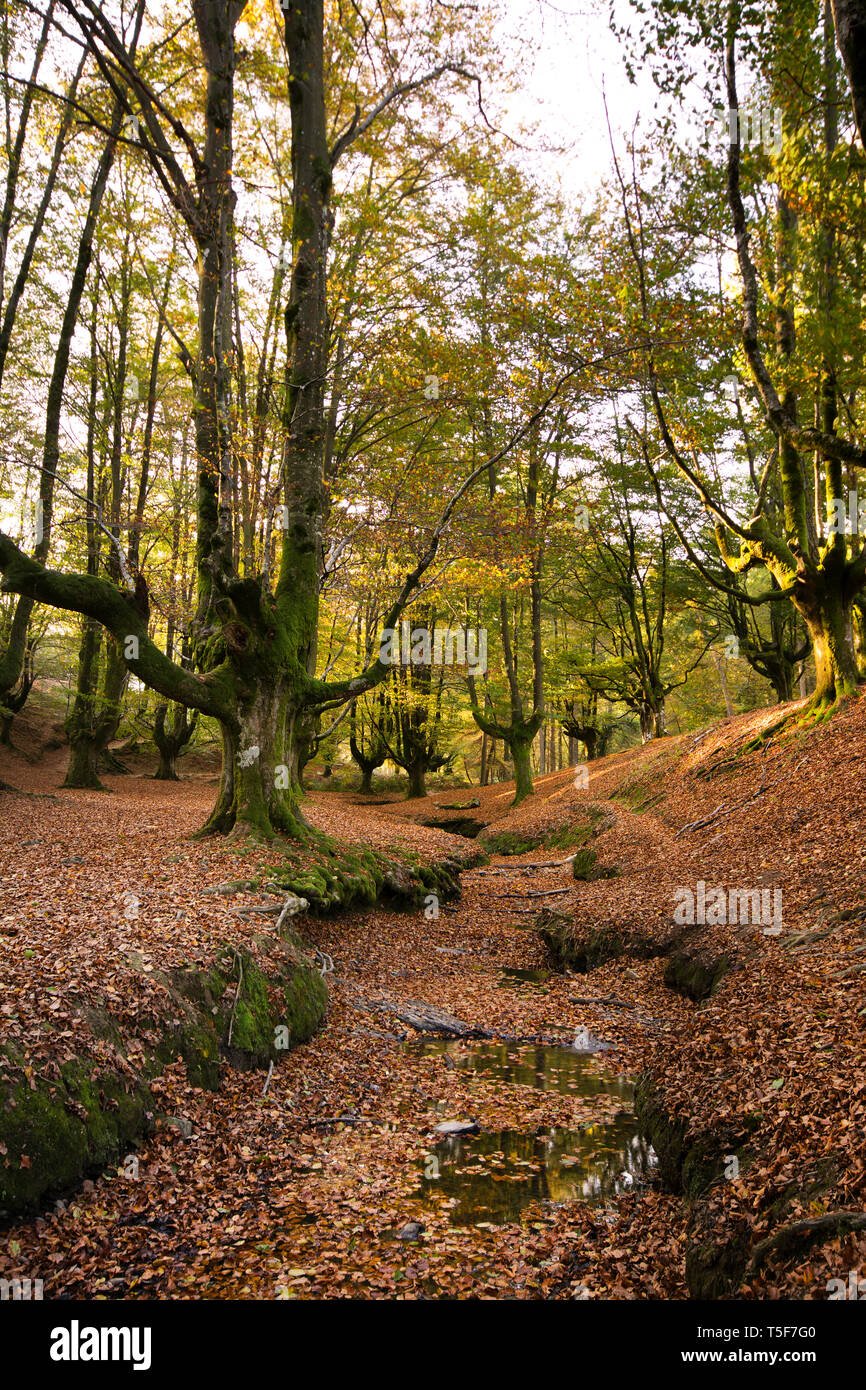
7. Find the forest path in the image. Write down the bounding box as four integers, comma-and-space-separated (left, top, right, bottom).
1, 769, 689, 1299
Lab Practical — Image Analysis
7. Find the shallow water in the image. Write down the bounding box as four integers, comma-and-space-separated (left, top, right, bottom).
412, 1039, 655, 1226
496, 966, 552, 987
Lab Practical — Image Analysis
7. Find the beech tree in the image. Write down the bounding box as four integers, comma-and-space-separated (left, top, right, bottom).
0, 0, 560, 835
609, 0, 866, 724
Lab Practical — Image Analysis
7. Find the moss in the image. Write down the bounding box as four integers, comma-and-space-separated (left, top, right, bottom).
571, 847, 597, 880
478, 829, 541, 856
166, 945, 326, 1072
539, 912, 660, 973
0, 1053, 152, 1218
221, 958, 275, 1068
610, 777, 668, 813
544, 810, 605, 850
283, 967, 328, 1046
151, 1013, 221, 1091
264, 842, 477, 913
634, 1077, 724, 1199
664, 948, 732, 1001
685, 1227, 753, 1299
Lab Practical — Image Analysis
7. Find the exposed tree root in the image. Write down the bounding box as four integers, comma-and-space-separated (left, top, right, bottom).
748, 1211, 866, 1276
741, 688, 856, 753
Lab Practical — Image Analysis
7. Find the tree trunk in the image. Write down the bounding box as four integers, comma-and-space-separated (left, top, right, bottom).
153, 701, 198, 780
711, 649, 736, 717
407, 760, 427, 800
800, 582, 859, 705
200, 676, 308, 839
770, 660, 795, 704
0, 633, 35, 745
832, 0, 866, 146
63, 620, 104, 789
511, 736, 534, 804
639, 701, 666, 741
0, 98, 126, 729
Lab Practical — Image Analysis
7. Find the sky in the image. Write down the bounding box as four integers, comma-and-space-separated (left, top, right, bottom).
494, 0, 665, 200
488, 0, 735, 209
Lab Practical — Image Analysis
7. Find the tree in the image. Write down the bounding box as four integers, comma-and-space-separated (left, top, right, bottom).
611, 0, 866, 724
0, 0, 551, 836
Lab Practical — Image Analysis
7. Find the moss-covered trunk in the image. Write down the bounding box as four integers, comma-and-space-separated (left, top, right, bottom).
153, 701, 198, 780
63, 632, 128, 790
802, 587, 859, 705
407, 759, 427, 799
639, 699, 666, 741
62, 619, 104, 789
511, 735, 534, 804
199, 624, 310, 840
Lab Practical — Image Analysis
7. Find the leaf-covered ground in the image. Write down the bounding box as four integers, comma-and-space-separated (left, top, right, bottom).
0, 695, 864, 1299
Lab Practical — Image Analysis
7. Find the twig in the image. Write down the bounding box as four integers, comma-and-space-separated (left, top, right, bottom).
226, 951, 243, 1047
675, 773, 776, 838
499, 888, 571, 899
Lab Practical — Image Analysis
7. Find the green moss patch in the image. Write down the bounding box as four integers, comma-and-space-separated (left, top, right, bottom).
0, 1044, 152, 1219
663, 947, 733, 1001
262, 838, 480, 912
478, 828, 541, 856
537, 909, 663, 973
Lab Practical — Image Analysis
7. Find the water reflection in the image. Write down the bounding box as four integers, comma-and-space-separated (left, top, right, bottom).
410, 1039, 655, 1226
408, 1038, 629, 1099
421, 1121, 655, 1225
496, 967, 552, 988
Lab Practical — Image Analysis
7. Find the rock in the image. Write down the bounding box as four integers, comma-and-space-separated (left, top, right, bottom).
395, 1001, 488, 1037
159, 1115, 193, 1139
434, 1119, 480, 1137
397, 1221, 424, 1242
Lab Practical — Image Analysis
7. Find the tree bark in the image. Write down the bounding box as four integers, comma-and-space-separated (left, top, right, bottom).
153, 702, 198, 780
832, 0, 866, 146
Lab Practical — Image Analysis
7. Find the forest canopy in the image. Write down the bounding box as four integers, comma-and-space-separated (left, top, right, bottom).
1, 0, 865, 829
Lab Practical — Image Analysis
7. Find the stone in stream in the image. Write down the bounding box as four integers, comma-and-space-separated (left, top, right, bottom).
434, 1120, 480, 1137
397, 1221, 425, 1242
395, 1000, 490, 1037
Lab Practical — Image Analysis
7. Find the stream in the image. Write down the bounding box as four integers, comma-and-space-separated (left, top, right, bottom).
409, 1038, 657, 1227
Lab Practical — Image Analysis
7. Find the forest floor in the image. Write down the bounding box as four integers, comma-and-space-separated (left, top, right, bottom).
0, 693, 864, 1299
